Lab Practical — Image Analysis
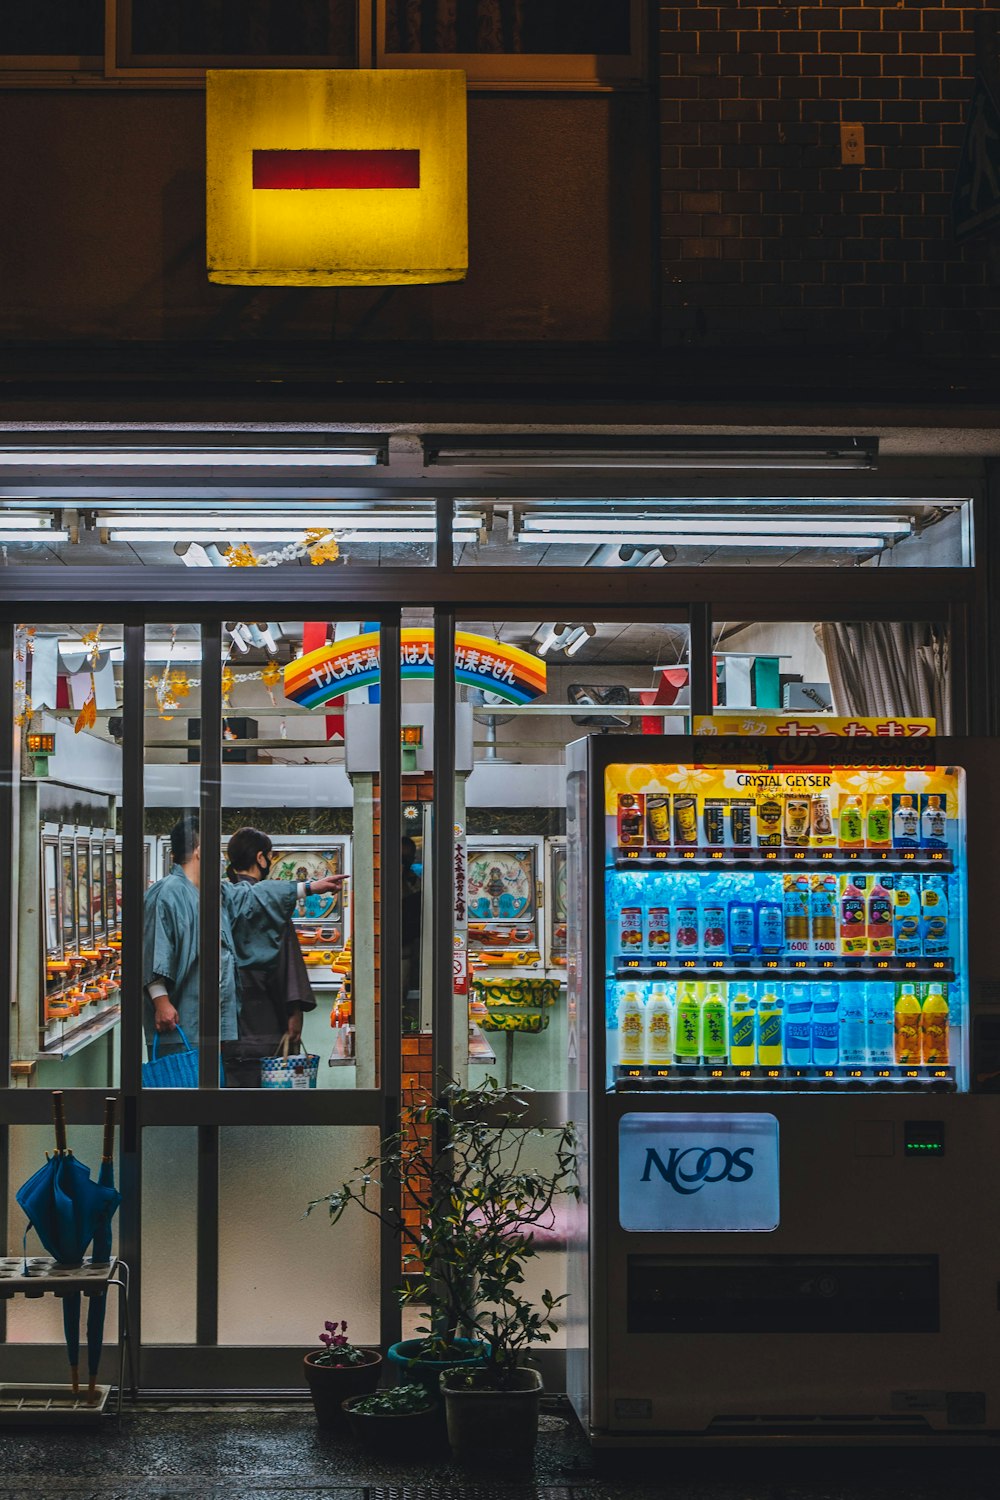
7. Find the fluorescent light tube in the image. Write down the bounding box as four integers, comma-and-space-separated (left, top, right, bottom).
1, 447, 379, 468
0, 515, 49, 530
97, 513, 439, 530
1, 529, 68, 543
518, 532, 887, 550
520, 516, 911, 538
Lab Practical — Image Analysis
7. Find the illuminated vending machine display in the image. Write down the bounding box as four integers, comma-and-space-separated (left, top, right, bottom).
605, 760, 966, 1094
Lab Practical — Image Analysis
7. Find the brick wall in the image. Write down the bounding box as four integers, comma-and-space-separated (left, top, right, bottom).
659, 1, 1000, 354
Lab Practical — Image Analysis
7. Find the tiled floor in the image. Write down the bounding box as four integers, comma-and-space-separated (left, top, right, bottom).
0, 1402, 998, 1500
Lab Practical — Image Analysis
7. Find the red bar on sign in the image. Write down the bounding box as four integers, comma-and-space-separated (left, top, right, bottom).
252, 149, 420, 190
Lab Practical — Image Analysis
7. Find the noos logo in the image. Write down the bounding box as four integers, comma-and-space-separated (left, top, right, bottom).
640, 1145, 755, 1196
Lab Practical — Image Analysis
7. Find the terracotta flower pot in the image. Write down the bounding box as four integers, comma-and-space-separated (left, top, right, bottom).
303, 1349, 382, 1427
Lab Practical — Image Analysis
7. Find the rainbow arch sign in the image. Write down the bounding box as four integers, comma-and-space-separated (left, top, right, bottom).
284, 629, 547, 709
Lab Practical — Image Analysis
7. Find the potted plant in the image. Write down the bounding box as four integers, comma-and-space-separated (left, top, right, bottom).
341, 1382, 439, 1450
303, 1318, 381, 1427
307, 1077, 577, 1451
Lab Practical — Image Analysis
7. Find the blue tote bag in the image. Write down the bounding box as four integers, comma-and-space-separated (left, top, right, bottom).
142, 1027, 200, 1089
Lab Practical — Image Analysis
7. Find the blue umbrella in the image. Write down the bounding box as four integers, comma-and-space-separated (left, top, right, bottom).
15, 1092, 120, 1393
85, 1097, 119, 1400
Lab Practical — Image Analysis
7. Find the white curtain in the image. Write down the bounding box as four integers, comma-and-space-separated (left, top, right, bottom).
818, 622, 951, 733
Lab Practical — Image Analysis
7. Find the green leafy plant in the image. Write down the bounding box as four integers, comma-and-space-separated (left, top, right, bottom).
350, 1382, 435, 1415
307, 1077, 578, 1390
311, 1318, 369, 1367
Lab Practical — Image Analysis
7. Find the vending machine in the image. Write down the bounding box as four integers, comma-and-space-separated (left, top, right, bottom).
566, 733, 1000, 1444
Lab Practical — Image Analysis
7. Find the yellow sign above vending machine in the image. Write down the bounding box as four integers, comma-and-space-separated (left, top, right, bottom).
694, 715, 937, 739
206, 69, 468, 286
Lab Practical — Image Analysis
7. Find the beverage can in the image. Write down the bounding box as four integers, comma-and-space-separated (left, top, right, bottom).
620, 906, 643, 951
618, 793, 645, 847
783, 796, 811, 847
646, 795, 671, 847
756, 795, 783, 848
647, 906, 671, 952
809, 792, 836, 847
673, 795, 699, 846
757, 899, 784, 957
703, 798, 727, 846
728, 901, 756, 957
700, 901, 727, 955
729, 800, 753, 846
674, 894, 699, 953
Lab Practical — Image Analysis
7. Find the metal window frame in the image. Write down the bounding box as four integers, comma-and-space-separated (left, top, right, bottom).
0, 526, 983, 1387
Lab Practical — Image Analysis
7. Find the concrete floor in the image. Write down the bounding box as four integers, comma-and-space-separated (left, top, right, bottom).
1, 1401, 1000, 1500
1, 1404, 1000, 1500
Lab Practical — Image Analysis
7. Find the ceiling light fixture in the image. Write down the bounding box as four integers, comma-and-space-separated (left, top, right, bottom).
0, 443, 382, 468
520, 516, 912, 538
518, 532, 887, 550
427, 437, 879, 471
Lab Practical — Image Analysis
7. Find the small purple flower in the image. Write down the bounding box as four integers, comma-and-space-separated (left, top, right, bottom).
324, 1321, 337, 1333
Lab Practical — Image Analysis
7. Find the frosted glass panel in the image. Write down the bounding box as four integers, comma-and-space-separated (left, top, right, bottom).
218, 1126, 380, 1346
5, 1125, 119, 1346
141, 1127, 197, 1343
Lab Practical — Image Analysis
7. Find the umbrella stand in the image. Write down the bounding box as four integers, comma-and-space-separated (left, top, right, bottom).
86, 1097, 117, 1402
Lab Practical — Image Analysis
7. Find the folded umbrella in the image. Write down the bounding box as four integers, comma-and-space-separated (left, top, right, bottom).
15, 1092, 120, 1393
85, 1097, 119, 1401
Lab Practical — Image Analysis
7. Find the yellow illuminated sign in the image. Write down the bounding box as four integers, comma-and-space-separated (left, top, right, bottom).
206, 69, 468, 287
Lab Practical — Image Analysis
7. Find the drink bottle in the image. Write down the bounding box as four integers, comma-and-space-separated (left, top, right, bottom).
674, 982, 701, 1063
839, 985, 867, 1066
894, 982, 922, 1065
839, 795, 864, 849
757, 987, 784, 1066
783, 873, 811, 955
729, 987, 757, 1066
701, 981, 728, 1063
921, 794, 948, 850
840, 875, 868, 956
865, 982, 895, 1066
617, 989, 645, 1065
645, 983, 674, 1064
893, 875, 921, 957
756, 876, 784, 957
812, 983, 840, 1066
893, 794, 919, 848
921, 982, 949, 1065
784, 984, 812, 1066
866, 795, 891, 849
867, 877, 895, 957
810, 873, 838, 955
921, 875, 950, 958
728, 890, 756, 957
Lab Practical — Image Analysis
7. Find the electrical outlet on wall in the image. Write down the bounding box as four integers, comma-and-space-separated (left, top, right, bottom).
840, 123, 865, 166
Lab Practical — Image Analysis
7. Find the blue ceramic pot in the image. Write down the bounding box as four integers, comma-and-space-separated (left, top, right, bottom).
386, 1337, 486, 1396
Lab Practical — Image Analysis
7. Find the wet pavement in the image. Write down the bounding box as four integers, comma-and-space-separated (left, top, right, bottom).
0, 1401, 998, 1500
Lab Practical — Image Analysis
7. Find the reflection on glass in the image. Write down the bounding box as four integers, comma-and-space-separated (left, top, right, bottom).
219, 621, 362, 1088
15, 623, 123, 1087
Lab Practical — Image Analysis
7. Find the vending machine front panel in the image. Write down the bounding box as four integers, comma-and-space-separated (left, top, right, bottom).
604, 757, 967, 1095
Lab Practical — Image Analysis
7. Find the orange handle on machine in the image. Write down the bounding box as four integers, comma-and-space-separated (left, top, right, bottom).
101, 1096, 116, 1164
52, 1091, 68, 1155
